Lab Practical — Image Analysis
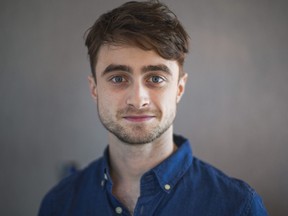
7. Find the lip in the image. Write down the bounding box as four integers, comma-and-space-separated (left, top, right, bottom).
123, 115, 155, 122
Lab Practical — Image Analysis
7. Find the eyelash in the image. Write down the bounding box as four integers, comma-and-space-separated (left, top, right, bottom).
147, 76, 165, 84
110, 76, 128, 83
108, 75, 166, 86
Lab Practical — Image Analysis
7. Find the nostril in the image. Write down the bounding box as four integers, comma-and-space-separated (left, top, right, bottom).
126, 96, 150, 109
126, 85, 150, 109
127, 99, 150, 109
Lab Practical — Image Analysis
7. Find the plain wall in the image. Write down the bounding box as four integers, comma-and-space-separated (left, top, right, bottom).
0, 0, 287, 215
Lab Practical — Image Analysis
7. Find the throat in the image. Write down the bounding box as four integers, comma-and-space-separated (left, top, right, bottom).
112, 181, 139, 215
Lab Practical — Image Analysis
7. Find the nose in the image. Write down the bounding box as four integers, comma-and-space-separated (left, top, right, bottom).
126, 82, 150, 109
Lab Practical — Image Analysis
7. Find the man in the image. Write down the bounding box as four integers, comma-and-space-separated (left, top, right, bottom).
39, 1, 268, 215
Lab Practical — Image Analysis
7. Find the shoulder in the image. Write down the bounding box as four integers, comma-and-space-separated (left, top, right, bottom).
50, 157, 103, 197
182, 157, 268, 215
38, 158, 103, 216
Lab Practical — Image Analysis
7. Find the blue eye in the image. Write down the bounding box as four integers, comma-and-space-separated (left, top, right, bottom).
149, 76, 164, 83
111, 76, 126, 83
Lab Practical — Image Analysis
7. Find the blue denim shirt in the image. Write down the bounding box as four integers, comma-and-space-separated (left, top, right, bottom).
38, 135, 268, 216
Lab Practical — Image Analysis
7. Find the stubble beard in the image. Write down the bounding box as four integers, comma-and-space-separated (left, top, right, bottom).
97, 104, 176, 145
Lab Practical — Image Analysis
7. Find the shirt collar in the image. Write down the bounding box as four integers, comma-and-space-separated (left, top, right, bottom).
151, 135, 193, 193
101, 134, 193, 193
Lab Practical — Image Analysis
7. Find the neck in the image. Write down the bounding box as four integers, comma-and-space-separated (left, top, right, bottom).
107, 127, 176, 214
108, 127, 176, 183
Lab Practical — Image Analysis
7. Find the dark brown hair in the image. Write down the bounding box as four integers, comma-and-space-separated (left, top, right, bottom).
85, 0, 189, 79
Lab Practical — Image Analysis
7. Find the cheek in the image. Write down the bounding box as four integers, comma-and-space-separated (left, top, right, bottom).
99, 96, 113, 109
154, 88, 178, 110
97, 88, 124, 111
97, 90, 111, 109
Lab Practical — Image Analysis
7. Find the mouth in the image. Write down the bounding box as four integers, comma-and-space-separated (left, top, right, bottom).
123, 115, 155, 123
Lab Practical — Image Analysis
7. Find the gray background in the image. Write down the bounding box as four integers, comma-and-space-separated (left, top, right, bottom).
1, 0, 287, 215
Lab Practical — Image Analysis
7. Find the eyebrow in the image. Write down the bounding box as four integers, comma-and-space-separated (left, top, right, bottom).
102, 64, 132, 76
142, 64, 172, 75
101, 64, 172, 76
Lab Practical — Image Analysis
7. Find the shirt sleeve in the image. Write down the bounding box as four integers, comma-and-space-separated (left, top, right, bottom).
37, 193, 53, 216
246, 192, 269, 216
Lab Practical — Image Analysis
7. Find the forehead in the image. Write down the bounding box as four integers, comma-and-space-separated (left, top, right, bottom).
95, 44, 180, 76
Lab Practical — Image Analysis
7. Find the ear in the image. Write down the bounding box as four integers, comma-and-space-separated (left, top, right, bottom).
176, 73, 188, 103
88, 75, 97, 101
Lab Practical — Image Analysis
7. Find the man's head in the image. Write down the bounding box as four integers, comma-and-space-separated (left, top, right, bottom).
85, 0, 189, 80
86, 0, 189, 145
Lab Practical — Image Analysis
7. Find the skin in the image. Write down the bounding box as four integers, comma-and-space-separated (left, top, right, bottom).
88, 44, 187, 215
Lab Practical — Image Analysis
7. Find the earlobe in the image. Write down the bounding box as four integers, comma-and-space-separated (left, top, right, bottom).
176, 73, 188, 103
88, 75, 97, 101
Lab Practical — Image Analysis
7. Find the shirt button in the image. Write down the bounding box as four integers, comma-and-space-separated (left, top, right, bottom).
104, 173, 108, 180
115, 206, 123, 214
164, 184, 171, 190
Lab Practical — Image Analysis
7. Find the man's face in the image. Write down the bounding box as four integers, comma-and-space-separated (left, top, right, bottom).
89, 44, 187, 145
